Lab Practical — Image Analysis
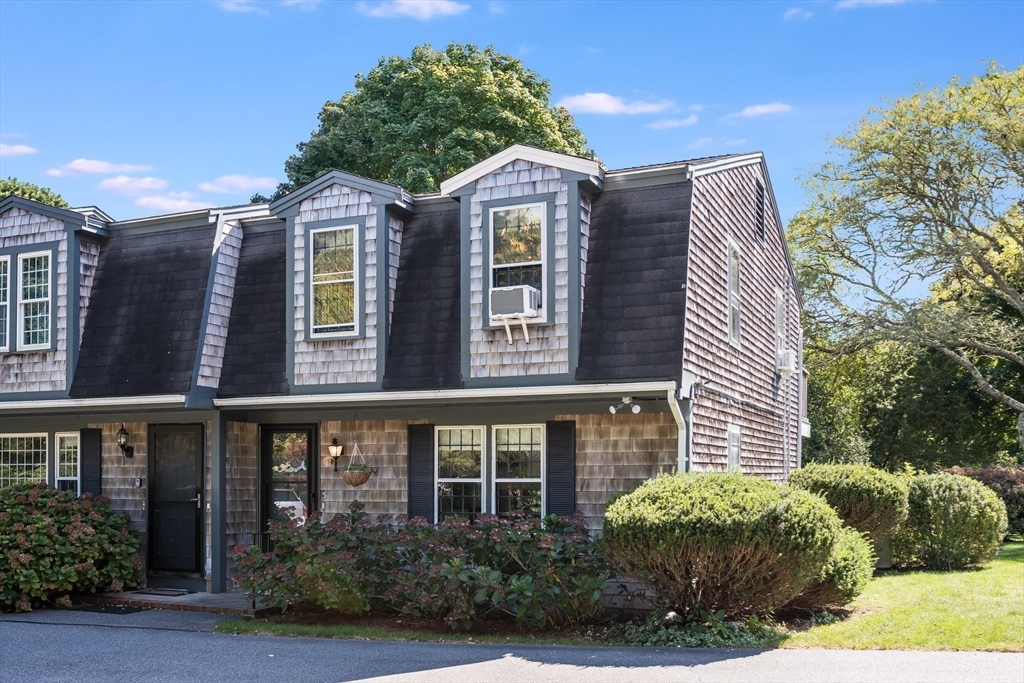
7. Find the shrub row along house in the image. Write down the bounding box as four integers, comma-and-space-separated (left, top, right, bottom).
0, 145, 809, 593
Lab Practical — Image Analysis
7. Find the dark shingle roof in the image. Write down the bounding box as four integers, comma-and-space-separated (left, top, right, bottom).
70, 225, 215, 397
383, 208, 461, 389
218, 230, 288, 397
575, 182, 691, 381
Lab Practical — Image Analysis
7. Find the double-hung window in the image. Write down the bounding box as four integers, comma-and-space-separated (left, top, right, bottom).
727, 242, 741, 346
727, 424, 741, 472
0, 434, 48, 488
493, 426, 544, 517
310, 226, 357, 336
0, 256, 8, 352
490, 203, 545, 315
18, 252, 50, 349
436, 427, 484, 520
775, 289, 786, 361
55, 433, 80, 494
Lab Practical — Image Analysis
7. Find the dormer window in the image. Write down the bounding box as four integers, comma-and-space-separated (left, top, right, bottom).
18, 251, 51, 349
0, 256, 8, 352
488, 202, 548, 322
310, 225, 358, 337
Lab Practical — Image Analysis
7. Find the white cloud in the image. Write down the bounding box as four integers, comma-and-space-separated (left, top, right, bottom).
783, 7, 813, 19
686, 137, 747, 151
46, 158, 152, 177
836, 0, 909, 7
217, 0, 269, 13
730, 102, 794, 118
688, 104, 705, 112
557, 93, 673, 115
647, 115, 699, 130
98, 176, 168, 196
355, 0, 469, 20
0, 144, 38, 157
282, 0, 323, 8
135, 192, 208, 213
687, 137, 715, 150
723, 138, 748, 148
198, 174, 277, 194
487, 1, 506, 13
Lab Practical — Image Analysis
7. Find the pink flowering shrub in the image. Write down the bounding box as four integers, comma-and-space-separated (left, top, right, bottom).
234, 502, 608, 630
0, 483, 141, 612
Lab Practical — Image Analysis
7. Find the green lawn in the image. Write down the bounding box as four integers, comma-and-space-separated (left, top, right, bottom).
782, 542, 1024, 651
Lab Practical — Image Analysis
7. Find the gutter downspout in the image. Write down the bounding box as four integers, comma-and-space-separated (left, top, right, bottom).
667, 389, 690, 474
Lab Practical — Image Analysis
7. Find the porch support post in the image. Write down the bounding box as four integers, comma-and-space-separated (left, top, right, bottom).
209, 411, 228, 593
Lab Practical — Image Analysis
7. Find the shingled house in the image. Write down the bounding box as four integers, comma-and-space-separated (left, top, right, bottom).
0, 145, 809, 593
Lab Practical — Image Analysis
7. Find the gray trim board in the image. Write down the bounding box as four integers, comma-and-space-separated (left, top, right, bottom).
302, 215, 367, 341
478, 193, 557, 331
284, 215, 296, 389
564, 177, 582, 375
459, 198, 472, 382
0, 390, 70, 402
269, 170, 408, 216
287, 381, 381, 395
461, 373, 578, 389
0, 195, 88, 226
375, 205, 389, 384
65, 229, 81, 392
209, 412, 227, 593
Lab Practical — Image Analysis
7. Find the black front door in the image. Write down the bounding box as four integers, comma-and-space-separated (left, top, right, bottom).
149, 424, 203, 574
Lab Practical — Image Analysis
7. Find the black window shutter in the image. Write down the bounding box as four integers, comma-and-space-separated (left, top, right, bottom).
407, 424, 435, 523
546, 420, 576, 516
79, 428, 103, 497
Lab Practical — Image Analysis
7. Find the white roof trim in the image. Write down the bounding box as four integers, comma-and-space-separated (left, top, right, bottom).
686, 153, 764, 180
439, 144, 603, 196
0, 394, 188, 411
214, 381, 677, 408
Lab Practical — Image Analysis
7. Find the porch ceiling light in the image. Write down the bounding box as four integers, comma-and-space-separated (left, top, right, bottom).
116, 423, 134, 459
609, 397, 641, 415
326, 437, 344, 472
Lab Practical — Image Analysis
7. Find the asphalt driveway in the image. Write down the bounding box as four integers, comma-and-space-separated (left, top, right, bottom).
1, 608, 1021, 683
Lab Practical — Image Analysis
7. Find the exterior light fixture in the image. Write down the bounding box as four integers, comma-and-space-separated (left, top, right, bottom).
326, 437, 344, 472
115, 424, 134, 459
609, 397, 642, 415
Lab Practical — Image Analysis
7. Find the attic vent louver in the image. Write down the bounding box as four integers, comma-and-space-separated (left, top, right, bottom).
490, 285, 539, 345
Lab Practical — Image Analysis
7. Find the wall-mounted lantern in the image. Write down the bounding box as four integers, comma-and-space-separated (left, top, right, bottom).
115, 423, 134, 459
324, 437, 344, 472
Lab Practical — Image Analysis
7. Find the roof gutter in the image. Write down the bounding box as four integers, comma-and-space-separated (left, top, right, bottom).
214, 381, 678, 408
0, 394, 189, 411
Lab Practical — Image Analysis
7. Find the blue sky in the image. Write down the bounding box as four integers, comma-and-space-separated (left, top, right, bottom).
0, 0, 1021, 222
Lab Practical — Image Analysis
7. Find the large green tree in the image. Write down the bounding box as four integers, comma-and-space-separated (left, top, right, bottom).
278, 43, 591, 196
790, 63, 1024, 450
0, 177, 69, 208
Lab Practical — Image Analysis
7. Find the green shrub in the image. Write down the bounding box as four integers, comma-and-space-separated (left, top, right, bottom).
894, 473, 1008, 569
785, 526, 874, 610
234, 502, 608, 630
947, 466, 1024, 538
789, 464, 908, 541
618, 610, 781, 648
603, 472, 842, 618
0, 483, 142, 612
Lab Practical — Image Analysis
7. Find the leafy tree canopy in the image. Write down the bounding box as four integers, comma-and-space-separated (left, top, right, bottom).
278, 43, 591, 196
789, 63, 1024, 450
0, 177, 69, 208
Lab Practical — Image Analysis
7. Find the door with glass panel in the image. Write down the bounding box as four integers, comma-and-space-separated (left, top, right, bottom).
260, 427, 317, 545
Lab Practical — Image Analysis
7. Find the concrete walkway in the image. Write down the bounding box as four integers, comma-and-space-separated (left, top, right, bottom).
1, 608, 1021, 683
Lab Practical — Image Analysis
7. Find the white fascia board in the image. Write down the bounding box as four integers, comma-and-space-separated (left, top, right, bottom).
440, 145, 603, 196
214, 381, 677, 408
686, 153, 764, 179
0, 394, 188, 411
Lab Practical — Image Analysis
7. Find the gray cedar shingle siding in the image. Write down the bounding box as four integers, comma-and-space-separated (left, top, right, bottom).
382, 208, 461, 389
70, 226, 215, 397
218, 230, 288, 397
575, 182, 691, 381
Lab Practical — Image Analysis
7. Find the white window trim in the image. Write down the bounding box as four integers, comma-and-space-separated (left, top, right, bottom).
0, 432, 49, 487
55, 432, 80, 495
727, 240, 741, 349
434, 425, 485, 522
755, 179, 766, 241
308, 225, 360, 339
726, 424, 741, 472
17, 250, 51, 351
487, 202, 549, 325
775, 288, 785, 363
0, 255, 9, 353
491, 424, 546, 517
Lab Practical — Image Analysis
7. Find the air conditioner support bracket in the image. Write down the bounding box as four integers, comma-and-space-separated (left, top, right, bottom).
499, 317, 530, 346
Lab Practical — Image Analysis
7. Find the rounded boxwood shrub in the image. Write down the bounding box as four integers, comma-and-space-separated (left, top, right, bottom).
947, 466, 1024, 538
0, 483, 142, 612
785, 526, 874, 611
893, 473, 1008, 569
603, 472, 842, 618
789, 464, 908, 541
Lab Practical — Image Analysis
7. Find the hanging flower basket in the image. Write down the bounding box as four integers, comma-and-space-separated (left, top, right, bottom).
341, 441, 375, 487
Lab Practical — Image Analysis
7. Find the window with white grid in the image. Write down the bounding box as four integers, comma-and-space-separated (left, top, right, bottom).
0, 434, 48, 488
18, 252, 50, 349
435, 427, 483, 520
0, 256, 8, 352
493, 425, 544, 517
310, 226, 357, 336
56, 433, 80, 494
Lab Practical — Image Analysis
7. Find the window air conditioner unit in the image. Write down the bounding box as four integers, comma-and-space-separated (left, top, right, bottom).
776, 349, 798, 374
490, 285, 539, 320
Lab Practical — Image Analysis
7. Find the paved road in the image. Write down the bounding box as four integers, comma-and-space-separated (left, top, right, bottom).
1, 609, 1021, 683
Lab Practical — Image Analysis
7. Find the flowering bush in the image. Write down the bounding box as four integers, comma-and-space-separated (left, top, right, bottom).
947, 465, 1024, 538
0, 483, 141, 612
234, 502, 608, 630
